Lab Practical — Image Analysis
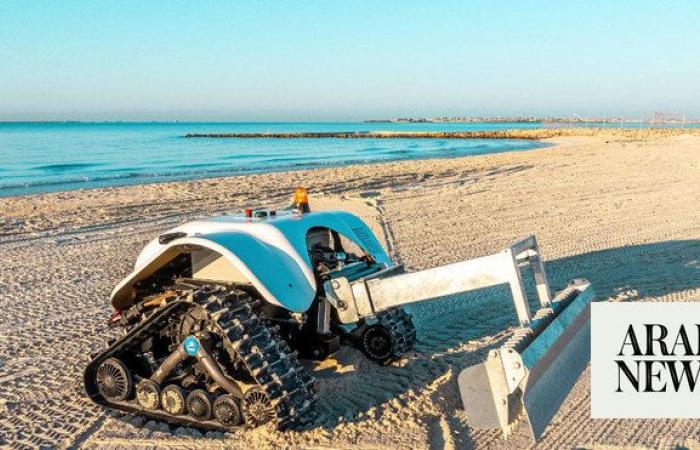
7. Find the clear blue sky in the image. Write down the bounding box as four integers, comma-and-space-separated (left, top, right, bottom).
1, 1, 698, 121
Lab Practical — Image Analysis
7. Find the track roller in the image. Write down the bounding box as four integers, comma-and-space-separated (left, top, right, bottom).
354, 309, 416, 363
95, 357, 132, 401
135, 379, 160, 410
213, 394, 242, 426
360, 324, 393, 362
160, 385, 187, 415
186, 389, 213, 421
242, 387, 275, 427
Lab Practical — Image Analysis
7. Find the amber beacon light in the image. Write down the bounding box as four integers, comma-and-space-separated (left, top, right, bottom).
292, 187, 310, 213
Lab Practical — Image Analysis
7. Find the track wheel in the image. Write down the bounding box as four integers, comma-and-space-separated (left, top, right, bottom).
242, 387, 275, 427
186, 389, 213, 421
213, 394, 242, 426
160, 385, 187, 415
360, 324, 393, 362
96, 357, 132, 401
135, 379, 160, 410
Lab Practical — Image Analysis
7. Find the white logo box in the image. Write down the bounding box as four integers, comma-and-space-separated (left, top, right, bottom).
592, 302, 700, 418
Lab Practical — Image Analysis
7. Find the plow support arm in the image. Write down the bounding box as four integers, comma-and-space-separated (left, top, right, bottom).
326, 235, 552, 325
325, 235, 596, 441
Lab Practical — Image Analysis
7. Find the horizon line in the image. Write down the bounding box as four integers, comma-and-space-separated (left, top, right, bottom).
1, 116, 698, 124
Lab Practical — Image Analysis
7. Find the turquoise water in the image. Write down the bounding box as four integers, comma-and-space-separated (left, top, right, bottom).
5, 121, 694, 198
13, 120, 695, 198
0, 122, 552, 197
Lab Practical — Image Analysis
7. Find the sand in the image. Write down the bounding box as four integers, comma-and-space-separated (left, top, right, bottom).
1, 132, 699, 449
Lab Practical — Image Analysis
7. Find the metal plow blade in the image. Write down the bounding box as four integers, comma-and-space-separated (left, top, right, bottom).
458, 280, 596, 441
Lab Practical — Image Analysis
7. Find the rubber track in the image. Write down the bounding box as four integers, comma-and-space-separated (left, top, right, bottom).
84, 285, 316, 431
377, 308, 417, 360
197, 286, 316, 428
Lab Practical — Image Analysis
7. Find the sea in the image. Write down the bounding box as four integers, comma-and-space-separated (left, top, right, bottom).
0, 121, 689, 197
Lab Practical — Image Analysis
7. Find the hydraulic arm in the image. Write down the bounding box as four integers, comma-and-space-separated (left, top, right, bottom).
325, 235, 554, 325
324, 235, 596, 441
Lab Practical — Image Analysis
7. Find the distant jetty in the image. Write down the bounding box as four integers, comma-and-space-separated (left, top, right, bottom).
184, 131, 546, 139
185, 128, 700, 140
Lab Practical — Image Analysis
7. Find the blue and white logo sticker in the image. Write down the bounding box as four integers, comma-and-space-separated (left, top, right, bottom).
183, 336, 201, 356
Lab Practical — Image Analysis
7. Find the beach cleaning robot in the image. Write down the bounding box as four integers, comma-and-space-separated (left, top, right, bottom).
84, 187, 595, 440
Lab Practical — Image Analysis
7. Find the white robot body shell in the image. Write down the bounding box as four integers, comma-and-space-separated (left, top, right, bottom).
110, 210, 391, 313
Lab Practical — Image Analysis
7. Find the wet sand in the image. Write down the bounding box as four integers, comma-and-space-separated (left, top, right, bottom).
1, 132, 699, 449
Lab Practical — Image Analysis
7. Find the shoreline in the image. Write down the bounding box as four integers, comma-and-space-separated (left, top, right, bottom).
0, 139, 558, 200
4, 127, 698, 200
0, 139, 547, 200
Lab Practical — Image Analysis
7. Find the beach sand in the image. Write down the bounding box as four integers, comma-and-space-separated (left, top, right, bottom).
1, 132, 699, 449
